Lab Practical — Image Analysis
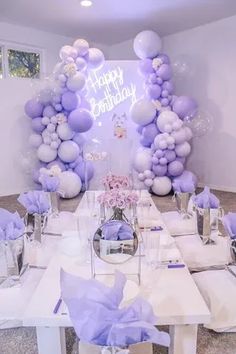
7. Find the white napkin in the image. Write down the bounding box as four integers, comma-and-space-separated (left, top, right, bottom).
193, 267, 236, 332
175, 235, 232, 270
162, 211, 197, 236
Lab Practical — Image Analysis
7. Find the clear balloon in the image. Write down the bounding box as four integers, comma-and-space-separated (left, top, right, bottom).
186, 110, 213, 137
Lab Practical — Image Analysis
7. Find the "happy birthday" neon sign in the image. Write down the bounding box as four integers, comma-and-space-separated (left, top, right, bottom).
87, 66, 137, 119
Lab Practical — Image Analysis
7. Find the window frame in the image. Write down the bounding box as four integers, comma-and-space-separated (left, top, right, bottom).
0, 41, 44, 80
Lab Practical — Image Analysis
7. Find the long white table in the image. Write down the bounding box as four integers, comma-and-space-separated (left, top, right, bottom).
23, 191, 210, 354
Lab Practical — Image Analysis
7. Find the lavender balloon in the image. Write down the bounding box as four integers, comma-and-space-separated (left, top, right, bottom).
25, 99, 44, 118
74, 161, 94, 182
31, 117, 45, 133
173, 96, 198, 120
138, 59, 154, 75
61, 91, 79, 111
68, 109, 93, 133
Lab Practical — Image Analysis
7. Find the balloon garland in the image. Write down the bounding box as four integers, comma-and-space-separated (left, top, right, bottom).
24, 39, 104, 198
131, 30, 198, 196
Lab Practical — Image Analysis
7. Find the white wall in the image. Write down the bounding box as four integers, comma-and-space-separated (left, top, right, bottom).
107, 16, 236, 192
163, 15, 236, 192
0, 22, 74, 196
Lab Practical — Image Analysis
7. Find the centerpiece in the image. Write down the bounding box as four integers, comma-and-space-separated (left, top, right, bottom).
102, 173, 131, 191
97, 189, 138, 224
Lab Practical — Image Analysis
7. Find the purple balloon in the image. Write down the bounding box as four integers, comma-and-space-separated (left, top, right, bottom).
178, 170, 198, 186
142, 123, 159, 142
149, 73, 158, 84
74, 161, 94, 182
162, 81, 174, 94
175, 157, 186, 164
43, 105, 57, 118
73, 133, 86, 146
61, 91, 79, 111
139, 59, 154, 75
157, 64, 172, 81
137, 125, 144, 134
31, 117, 45, 133
140, 136, 151, 147
156, 77, 163, 85
146, 84, 161, 99
164, 150, 176, 162
25, 99, 44, 118
168, 160, 184, 177
152, 164, 167, 177
160, 98, 169, 106
158, 54, 170, 64
173, 96, 198, 120
68, 109, 93, 133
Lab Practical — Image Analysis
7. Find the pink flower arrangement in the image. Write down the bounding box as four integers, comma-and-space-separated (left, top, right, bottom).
97, 190, 139, 210
102, 173, 131, 190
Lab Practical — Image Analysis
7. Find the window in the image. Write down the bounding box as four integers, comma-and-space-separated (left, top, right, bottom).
7, 49, 40, 79
0, 47, 3, 78
0, 43, 42, 79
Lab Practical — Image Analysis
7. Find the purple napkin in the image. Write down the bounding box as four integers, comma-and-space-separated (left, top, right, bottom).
222, 212, 236, 239
18, 190, 50, 215
172, 171, 196, 193
39, 173, 60, 192
102, 221, 133, 241
61, 270, 170, 348
193, 186, 219, 209
0, 208, 24, 240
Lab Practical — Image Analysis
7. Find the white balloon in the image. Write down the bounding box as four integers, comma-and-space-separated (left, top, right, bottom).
133, 149, 152, 172
152, 176, 172, 196
58, 141, 80, 163
29, 133, 42, 148
66, 72, 86, 92
57, 123, 75, 141
130, 99, 156, 125
157, 111, 179, 132
37, 144, 57, 163
133, 30, 162, 59
144, 178, 153, 187
175, 141, 191, 157
59, 171, 82, 198
73, 38, 89, 56
171, 127, 187, 144
60, 45, 78, 60
184, 126, 193, 141
86, 48, 104, 69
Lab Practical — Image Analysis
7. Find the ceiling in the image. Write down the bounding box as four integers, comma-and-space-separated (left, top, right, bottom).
0, 0, 236, 45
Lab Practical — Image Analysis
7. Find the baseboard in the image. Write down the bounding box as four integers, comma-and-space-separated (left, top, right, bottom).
197, 182, 236, 193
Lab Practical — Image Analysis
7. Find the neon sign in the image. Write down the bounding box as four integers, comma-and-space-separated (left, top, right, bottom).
87, 66, 137, 119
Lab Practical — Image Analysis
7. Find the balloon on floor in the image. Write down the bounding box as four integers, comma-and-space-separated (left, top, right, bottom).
25, 39, 104, 197
131, 30, 199, 196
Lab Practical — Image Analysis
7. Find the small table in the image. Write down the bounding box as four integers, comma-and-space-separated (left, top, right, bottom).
23, 191, 210, 354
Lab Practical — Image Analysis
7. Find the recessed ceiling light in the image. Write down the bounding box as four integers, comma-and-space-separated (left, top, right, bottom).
80, 0, 92, 7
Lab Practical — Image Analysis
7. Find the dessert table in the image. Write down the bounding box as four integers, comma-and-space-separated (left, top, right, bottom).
21, 191, 210, 354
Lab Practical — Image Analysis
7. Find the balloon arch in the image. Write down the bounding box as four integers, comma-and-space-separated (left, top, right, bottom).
24, 31, 205, 197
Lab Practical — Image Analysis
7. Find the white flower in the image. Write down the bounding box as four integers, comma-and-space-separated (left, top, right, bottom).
49, 165, 62, 176
152, 58, 163, 71
153, 100, 162, 111
56, 113, 67, 125
63, 63, 77, 77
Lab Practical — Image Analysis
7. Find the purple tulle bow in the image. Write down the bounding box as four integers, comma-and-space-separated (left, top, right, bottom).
193, 186, 219, 209
172, 171, 196, 193
0, 208, 24, 241
102, 221, 133, 241
39, 173, 60, 192
18, 190, 50, 215
60, 270, 170, 348
222, 212, 236, 239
